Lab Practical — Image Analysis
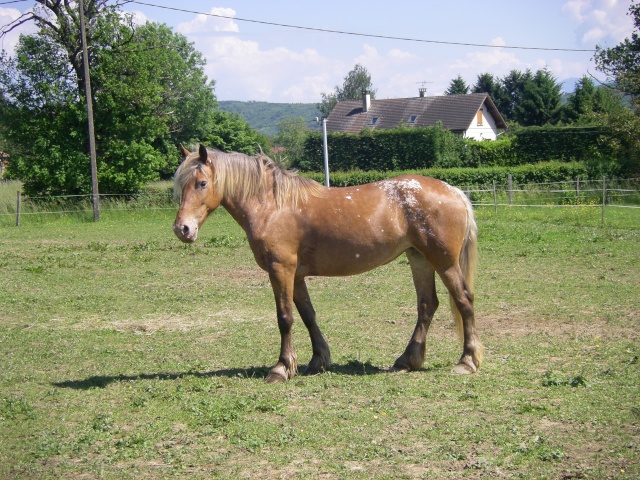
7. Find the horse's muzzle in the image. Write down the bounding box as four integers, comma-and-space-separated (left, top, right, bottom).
173, 220, 198, 243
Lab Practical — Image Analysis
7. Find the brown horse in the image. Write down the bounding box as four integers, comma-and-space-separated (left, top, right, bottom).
173, 145, 483, 383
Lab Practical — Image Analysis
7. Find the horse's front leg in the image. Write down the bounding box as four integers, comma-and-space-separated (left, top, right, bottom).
294, 277, 331, 375
265, 265, 298, 383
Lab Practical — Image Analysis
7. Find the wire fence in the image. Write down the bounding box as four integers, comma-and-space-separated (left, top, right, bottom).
1, 176, 639, 226
462, 176, 640, 209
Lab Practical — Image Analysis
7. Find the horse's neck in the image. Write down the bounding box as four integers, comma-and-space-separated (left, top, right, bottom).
221, 194, 276, 232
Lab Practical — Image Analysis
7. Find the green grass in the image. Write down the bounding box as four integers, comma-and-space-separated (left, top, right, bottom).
0, 206, 639, 479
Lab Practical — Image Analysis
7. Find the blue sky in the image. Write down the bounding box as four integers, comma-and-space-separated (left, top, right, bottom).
1, 0, 635, 102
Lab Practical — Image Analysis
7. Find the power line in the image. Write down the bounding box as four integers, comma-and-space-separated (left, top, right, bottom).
130, 0, 596, 53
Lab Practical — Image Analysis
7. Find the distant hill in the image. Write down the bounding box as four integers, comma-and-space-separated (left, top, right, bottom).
219, 101, 322, 137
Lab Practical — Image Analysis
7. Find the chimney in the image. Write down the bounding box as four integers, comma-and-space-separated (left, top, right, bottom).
419, 87, 427, 98
362, 90, 371, 112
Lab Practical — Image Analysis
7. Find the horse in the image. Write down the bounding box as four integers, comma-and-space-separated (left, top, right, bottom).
173, 145, 483, 383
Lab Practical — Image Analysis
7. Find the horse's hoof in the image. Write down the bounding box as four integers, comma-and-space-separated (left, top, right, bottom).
303, 365, 327, 376
265, 372, 287, 383
451, 363, 476, 375
389, 365, 410, 373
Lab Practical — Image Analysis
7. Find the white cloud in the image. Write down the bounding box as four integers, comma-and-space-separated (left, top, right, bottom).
120, 9, 150, 26
191, 33, 335, 102
176, 7, 239, 35
563, 0, 635, 45
562, 0, 591, 22
0, 7, 38, 54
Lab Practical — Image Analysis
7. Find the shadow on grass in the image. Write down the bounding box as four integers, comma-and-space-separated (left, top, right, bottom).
52, 360, 385, 390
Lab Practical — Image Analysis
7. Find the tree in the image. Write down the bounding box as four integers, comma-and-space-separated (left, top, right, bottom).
594, 1, 640, 174
203, 110, 271, 156
273, 116, 310, 168
0, 1, 261, 195
563, 76, 598, 123
594, 1, 640, 102
445, 75, 469, 95
472, 72, 508, 115
500, 69, 532, 122
514, 68, 562, 126
472, 73, 501, 97
318, 64, 376, 118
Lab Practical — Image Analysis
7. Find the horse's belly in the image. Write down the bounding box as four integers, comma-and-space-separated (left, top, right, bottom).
300, 241, 408, 277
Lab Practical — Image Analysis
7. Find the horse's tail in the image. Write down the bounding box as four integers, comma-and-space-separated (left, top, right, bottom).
449, 189, 483, 366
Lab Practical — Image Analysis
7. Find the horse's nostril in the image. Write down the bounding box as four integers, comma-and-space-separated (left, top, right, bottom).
181, 225, 190, 235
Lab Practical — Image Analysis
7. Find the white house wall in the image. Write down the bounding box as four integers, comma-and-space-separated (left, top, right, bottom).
464, 104, 499, 140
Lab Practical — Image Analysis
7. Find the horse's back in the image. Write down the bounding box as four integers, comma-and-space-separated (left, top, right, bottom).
291, 174, 470, 277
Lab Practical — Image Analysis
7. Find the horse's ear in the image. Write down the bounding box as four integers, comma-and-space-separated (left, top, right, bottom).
198, 144, 208, 164
179, 144, 191, 159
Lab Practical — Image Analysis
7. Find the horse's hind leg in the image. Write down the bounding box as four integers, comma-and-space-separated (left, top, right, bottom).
294, 278, 331, 375
393, 248, 439, 372
439, 266, 483, 374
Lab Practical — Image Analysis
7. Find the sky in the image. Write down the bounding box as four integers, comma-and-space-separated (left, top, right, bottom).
0, 0, 636, 103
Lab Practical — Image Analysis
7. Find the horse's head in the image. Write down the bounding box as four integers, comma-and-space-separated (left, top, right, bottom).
172, 144, 222, 243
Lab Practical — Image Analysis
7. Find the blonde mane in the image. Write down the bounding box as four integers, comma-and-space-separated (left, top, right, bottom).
174, 148, 325, 208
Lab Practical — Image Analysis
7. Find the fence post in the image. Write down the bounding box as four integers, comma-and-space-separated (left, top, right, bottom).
492, 180, 498, 214
508, 174, 513, 206
601, 176, 606, 225
576, 175, 581, 204
16, 190, 21, 227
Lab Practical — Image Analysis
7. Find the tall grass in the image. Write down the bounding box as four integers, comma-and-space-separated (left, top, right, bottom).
0, 180, 21, 216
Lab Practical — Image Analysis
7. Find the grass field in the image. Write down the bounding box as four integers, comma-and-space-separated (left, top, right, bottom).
1, 205, 638, 479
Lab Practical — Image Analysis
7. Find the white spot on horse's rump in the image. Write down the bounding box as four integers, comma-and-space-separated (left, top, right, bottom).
355, 253, 360, 259
346, 195, 352, 200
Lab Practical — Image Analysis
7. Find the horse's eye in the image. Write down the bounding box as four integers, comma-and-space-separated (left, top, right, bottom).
198, 180, 207, 189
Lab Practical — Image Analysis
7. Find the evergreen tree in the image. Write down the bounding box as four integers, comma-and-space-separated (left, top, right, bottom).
563, 76, 597, 123
500, 69, 532, 122
472, 72, 508, 113
515, 68, 562, 126
445, 75, 469, 95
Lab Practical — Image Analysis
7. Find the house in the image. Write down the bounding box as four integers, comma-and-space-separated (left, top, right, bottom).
326, 89, 507, 140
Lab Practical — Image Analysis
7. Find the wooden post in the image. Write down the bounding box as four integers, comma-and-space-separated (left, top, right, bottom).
16, 190, 21, 227
79, 0, 100, 221
601, 176, 606, 225
493, 180, 497, 214
576, 175, 581, 204
508, 174, 513, 206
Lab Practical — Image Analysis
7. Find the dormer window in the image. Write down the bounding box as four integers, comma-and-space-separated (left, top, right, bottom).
368, 117, 379, 126
408, 115, 418, 124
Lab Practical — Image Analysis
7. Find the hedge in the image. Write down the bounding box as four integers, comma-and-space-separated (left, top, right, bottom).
298, 125, 613, 172
301, 161, 590, 188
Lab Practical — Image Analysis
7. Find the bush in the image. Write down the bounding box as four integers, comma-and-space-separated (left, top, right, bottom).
302, 161, 590, 188
298, 125, 624, 174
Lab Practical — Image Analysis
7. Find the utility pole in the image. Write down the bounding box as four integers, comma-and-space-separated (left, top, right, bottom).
322, 118, 330, 187
79, 0, 99, 221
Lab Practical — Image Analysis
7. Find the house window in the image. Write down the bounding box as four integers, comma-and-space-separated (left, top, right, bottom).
477, 109, 484, 126
368, 117, 379, 126
407, 115, 418, 124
